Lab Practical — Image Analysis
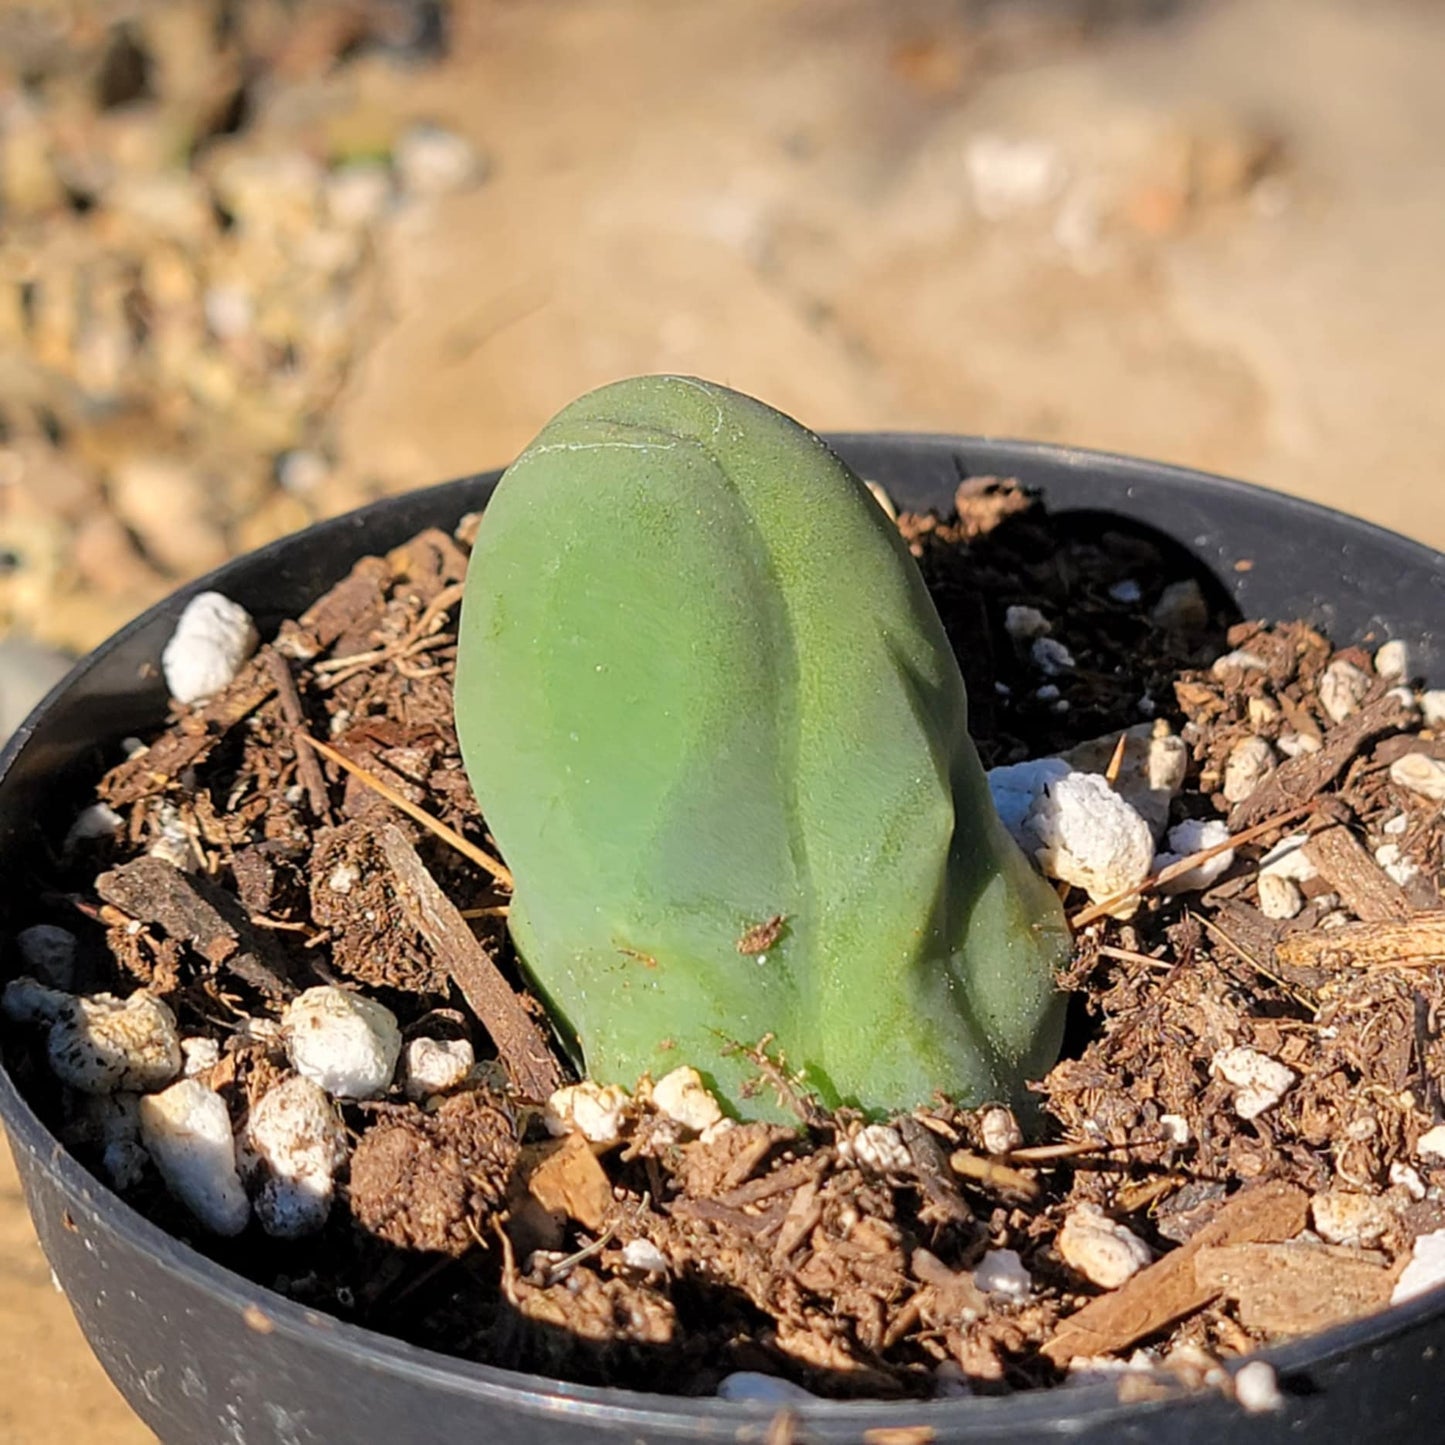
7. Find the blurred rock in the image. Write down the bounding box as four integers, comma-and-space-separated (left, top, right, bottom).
0, 636, 73, 741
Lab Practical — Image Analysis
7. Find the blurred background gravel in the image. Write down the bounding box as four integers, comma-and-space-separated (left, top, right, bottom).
1, 0, 1443, 1438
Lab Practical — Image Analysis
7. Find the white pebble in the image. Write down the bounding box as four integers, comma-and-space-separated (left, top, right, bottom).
1384, 812, 1409, 835
1146, 732, 1190, 798
15, 924, 78, 989
1233, 1360, 1284, 1414
1028, 772, 1154, 916
1391, 1228, 1445, 1305
1212, 1047, 1296, 1120
162, 592, 258, 705
545, 1080, 631, 1143
1210, 650, 1269, 677
1159, 1113, 1190, 1145
1310, 1190, 1392, 1247
139, 1079, 250, 1235
395, 123, 483, 196
980, 1105, 1023, 1156
621, 1238, 668, 1274
1057, 1204, 1152, 1288
716, 1372, 817, 1404
1374, 842, 1421, 888
1247, 696, 1280, 727
650, 1066, 725, 1134
1005, 605, 1051, 639
2, 976, 70, 1025
987, 758, 1072, 848
403, 1037, 475, 1101
973, 1248, 1032, 1299
1108, 579, 1142, 604
1257, 872, 1304, 920
848, 1124, 911, 1174
324, 162, 394, 229
1223, 736, 1276, 804
1390, 752, 1445, 803
1375, 641, 1409, 681
1259, 833, 1319, 884
1319, 658, 1372, 723
327, 862, 359, 894
47, 992, 182, 1094
64, 802, 123, 850
283, 986, 401, 1099
1154, 818, 1235, 894
1416, 1124, 1445, 1159
1031, 637, 1075, 676
181, 1036, 221, 1077
245, 1076, 348, 1238
1422, 690, 1445, 730
1391, 1162, 1427, 1201
1276, 731, 1321, 758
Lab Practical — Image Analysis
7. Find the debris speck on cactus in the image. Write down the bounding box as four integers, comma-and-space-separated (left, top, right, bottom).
454, 375, 1070, 1120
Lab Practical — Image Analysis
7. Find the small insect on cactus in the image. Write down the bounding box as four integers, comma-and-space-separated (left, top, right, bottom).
454, 376, 1069, 1121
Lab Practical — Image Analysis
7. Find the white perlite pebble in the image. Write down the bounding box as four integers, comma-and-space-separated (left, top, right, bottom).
1416, 1125, 1445, 1159
1391, 1162, 1427, 1201
1258, 872, 1304, 921
1421, 691, 1445, 730
64, 801, 123, 850
546, 1080, 631, 1143
848, 1124, 912, 1174
1154, 818, 1235, 894
395, 123, 484, 196
1374, 842, 1421, 888
1223, 736, 1276, 804
1319, 658, 1373, 723
181, 1036, 221, 1077
716, 1372, 818, 1404
1028, 772, 1154, 916
1389, 752, 1445, 802
1233, 1360, 1284, 1414
48, 992, 182, 1094
1210, 649, 1269, 677
403, 1037, 475, 1101
973, 1248, 1032, 1299
1391, 1228, 1445, 1306
15, 924, 77, 989
139, 1079, 250, 1236
161, 592, 259, 705
1310, 1190, 1393, 1247
1277, 731, 1321, 758
1031, 636, 1075, 676
1057, 1204, 1152, 1288
1160, 1113, 1190, 1146
986, 758, 1072, 847
245, 1076, 348, 1238
651, 1066, 725, 1134
1212, 1047, 1296, 1120
283, 986, 401, 1099
1259, 833, 1319, 884
1, 976, 70, 1025
621, 1238, 669, 1274
980, 1105, 1023, 1156
1005, 605, 1051, 639
1375, 641, 1409, 681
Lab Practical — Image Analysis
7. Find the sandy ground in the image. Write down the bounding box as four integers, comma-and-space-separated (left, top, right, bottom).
3, 0, 1445, 1439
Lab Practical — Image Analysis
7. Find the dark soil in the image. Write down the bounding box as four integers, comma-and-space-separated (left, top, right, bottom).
6, 481, 1445, 1406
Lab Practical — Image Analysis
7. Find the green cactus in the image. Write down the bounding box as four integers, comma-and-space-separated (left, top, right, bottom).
454, 376, 1069, 1120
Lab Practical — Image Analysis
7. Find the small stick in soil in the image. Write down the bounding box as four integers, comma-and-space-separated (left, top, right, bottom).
1104, 731, 1129, 788
1070, 803, 1315, 928
1275, 912, 1445, 974
306, 733, 513, 889
263, 649, 331, 824
1303, 822, 1413, 922
948, 1148, 1040, 1201
380, 825, 561, 1101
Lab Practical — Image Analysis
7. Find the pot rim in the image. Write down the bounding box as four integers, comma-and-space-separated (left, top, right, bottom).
3, 431, 1443, 1431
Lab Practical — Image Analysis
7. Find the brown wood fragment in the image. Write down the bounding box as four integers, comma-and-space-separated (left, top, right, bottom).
716, 1154, 826, 1210
99, 658, 277, 805
1194, 1241, 1395, 1336
1275, 913, 1445, 973
898, 1115, 972, 1224
274, 555, 390, 659
1228, 691, 1414, 830
263, 649, 332, 824
1040, 1180, 1308, 1365
1303, 824, 1412, 922
948, 1148, 1040, 1203
522, 1132, 613, 1233
95, 855, 295, 1000
380, 825, 561, 1100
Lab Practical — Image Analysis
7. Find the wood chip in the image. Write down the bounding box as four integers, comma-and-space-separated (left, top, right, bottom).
95, 854, 295, 1000
1040, 1180, 1308, 1365
898, 1114, 972, 1225
1275, 913, 1445, 973
380, 825, 562, 1100
1194, 1241, 1396, 1336
1303, 823, 1412, 922
522, 1132, 614, 1233
263, 648, 331, 824
1228, 691, 1414, 830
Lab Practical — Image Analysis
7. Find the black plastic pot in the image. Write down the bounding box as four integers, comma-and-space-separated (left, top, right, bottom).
3, 436, 1444, 1444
